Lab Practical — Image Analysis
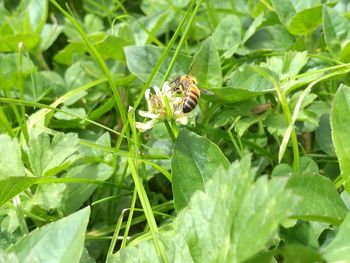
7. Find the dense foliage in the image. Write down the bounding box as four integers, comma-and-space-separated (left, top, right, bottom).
1, 0, 350, 262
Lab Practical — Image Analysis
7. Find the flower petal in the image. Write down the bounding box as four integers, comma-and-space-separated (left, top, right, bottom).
153, 86, 160, 96
135, 120, 154, 132
138, 110, 159, 119
145, 89, 151, 101
176, 115, 188, 125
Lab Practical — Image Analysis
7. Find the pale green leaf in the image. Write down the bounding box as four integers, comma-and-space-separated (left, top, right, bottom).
8, 207, 91, 263
0, 176, 40, 207
0, 135, 25, 178
172, 129, 230, 211
321, 212, 350, 262
190, 37, 222, 89
331, 84, 350, 194
124, 45, 191, 85
27, 133, 79, 177
287, 174, 347, 224
118, 157, 297, 262
212, 15, 241, 57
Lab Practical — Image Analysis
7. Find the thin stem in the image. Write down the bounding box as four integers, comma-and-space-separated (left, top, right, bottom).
160, 0, 203, 87
120, 188, 137, 249
13, 196, 29, 235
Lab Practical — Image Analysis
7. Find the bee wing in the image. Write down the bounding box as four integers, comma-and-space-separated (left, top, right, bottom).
199, 88, 214, 96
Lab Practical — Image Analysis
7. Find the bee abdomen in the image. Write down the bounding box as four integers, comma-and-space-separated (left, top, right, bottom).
183, 86, 200, 113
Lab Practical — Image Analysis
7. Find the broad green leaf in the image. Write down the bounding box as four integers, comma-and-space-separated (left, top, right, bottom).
61, 163, 113, 214
211, 65, 276, 103
64, 60, 102, 90
27, 0, 48, 32
0, 53, 36, 90
131, 12, 172, 46
172, 129, 230, 211
286, 174, 347, 224
27, 133, 79, 177
315, 113, 335, 156
271, 0, 323, 35
287, 6, 323, 35
245, 25, 295, 51
39, 23, 64, 51
280, 221, 324, 249
53, 43, 86, 65
95, 35, 131, 61
0, 176, 40, 207
54, 106, 87, 120
118, 157, 297, 262
8, 207, 90, 263
281, 245, 323, 263
124, 45, 191, 85
212, 15, 241, 58
299, 156, 319, 175
261, 52, 308, 78
190, 37, 222, 89
323, 6, 350, 61
31, 183, 66, 210
0, 135, 25, 178
83, 14, 104, 33
331, 84, 350, 194
321, 212, 350, 262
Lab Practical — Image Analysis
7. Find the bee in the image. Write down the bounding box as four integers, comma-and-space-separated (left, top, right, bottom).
171, 75, 204, 113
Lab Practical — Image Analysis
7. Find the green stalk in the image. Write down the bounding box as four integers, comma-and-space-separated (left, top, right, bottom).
115, 0, 197, 150
128, 159, 166, 262
18, 43, 29, 143
107, 208, 129, 256
120, 188, 137, 249
160, 0, 203, 87
49, 0, 128, 129
275, 83, 300, 171
13, 196, 29, 235
127, 110, 167, 261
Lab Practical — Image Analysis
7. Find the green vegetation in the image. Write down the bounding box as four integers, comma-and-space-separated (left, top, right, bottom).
1, 0, 350, 262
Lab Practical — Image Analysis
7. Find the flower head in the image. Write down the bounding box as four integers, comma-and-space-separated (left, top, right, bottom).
135, 82, 188, 132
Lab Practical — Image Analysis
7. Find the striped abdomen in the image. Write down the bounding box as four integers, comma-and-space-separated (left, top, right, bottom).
183, 85, 200, 113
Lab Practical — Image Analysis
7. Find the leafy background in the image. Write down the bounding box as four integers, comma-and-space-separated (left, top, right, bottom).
1, 0, 350, 262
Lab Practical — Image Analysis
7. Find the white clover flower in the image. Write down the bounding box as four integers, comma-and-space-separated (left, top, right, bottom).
135, 82, 188, 132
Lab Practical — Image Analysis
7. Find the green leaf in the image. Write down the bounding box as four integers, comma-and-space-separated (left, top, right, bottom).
61, 163, 113, 214
286, 174, 347, 224
212, 15, 241, 58
32, 183, 66, 210
190, 37, 222, 89
321, 212, 350, 262
323, 6, 350, 61
119, 156, 297, 262
0, 53, 36, 90
27, 133, 79, 177
287, 6, 323, 35
0, 134, 25, 178
211, 65, 276, 103
245, 25, 295, 51
331, 84, 350, 194
271, 0, 323, 35
8, 207, 90, 263
315, 113, 335, 156
27, 0, 48, 32
53, 43, 86, 65
124, 45, 191, 85
95, 35, 132, 61
39, 23, 64, 51
0, 176, 40, 207
54, 106, 87, 120
281, 245, 323, 263
172, 129, 230, 211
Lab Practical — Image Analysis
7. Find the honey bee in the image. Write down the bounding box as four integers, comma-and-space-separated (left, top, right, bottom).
171, 75, 211, 113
